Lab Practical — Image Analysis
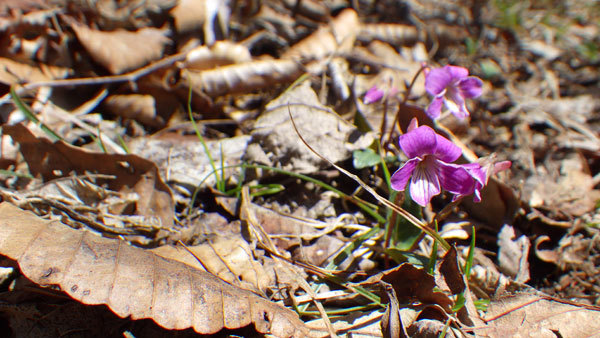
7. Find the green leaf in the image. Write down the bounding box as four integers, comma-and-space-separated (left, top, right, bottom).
352, 148, 381, 169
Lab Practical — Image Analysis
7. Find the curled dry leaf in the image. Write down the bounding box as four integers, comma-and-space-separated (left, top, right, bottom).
179, 41, 252, 71
362, 263, 453, 312
282, 8, 360, 60
71, 23, 170, 74
358, 24, 419, 46
3, 124, 174, 229
0, 203, 309, 337
182, 59, 302, 97
497, 224, 530, 283
0, 57, 70, 85
103, 93, 166, 128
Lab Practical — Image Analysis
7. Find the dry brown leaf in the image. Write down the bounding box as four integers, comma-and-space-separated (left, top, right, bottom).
169, 0, 207, 33
437, 246, 485, 327
0, 202, 309, 337
3, 124, 174, 229
103, 93, 166, 128
0, 57, 70, 85
307, 310, 385, 338
246, 80, 374, 174
525, 155, 600, 217
462, 178, 519, 229
182, 59, 302, 97
152, 237, 276, 295
169, 0, 228, 43
280, 0, 329, 21
358, 24, 419, 46
127, 134, 251, 190
362, 263, 453, 312
480, 292, 600, 337
497, 224, 531, 283
179, 41, 252, 71
71, 24, 170, 74
282, 8, 360, 60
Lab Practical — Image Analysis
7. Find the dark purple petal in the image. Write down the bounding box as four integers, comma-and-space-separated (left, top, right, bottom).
399, 125, 437, 158
433, 134, 462, 163
437, 162, 475, 196
364, 85, 384, 104
390, 158, 419, 191
445, 65, 469, 80
425, 67, 452, 96
463, 163, 488, 203
463, 163, 487, 186
409, 158, 441, 206
426, 96, 444, 119
458, 77, 483, 98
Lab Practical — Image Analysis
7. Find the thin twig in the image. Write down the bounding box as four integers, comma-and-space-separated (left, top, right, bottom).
0, 52, 187, 105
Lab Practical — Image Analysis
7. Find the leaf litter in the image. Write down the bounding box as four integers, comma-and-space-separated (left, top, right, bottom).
1, 1, 600, 337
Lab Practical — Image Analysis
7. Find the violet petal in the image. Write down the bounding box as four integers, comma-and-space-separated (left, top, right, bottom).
390, 158, 420, 191
425, 67, 452, 96
364, 85, 385, 104
426, 96, 444, 119
437, 162, 474, 196
399, 126, 437, 158
458, 77, 483, 98
445, 65, 469, 80
409, 159, 441, 206
433, 134, 462, 163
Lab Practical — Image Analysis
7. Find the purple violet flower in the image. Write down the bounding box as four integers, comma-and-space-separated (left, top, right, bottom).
364, 85, 385, 104
425, 65, 483, 119
390, 119, 476, 206
363, 84, 398, 105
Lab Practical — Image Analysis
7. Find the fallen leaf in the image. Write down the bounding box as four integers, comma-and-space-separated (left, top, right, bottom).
71, 24, 170, 74
362, 263, 453, 312
179, 41, 252, 71
127, 134, 251, 191
0, 57, 70, 85
0, 202, 309, 337
182, 59, 302, 97
358, 23, 418, 46
282, 9, 360, 60
307, 310, 385, 338
4, 124, 174, 229
480, 292, 600, 337
152, 236, 276, 295
103, 93, 165, 128
247, 80, 374, 174
497, 224, 531, 283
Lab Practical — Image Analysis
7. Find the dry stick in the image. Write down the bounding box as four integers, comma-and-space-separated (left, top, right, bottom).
287, 105, 451, 251
0, 52, 188, 105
